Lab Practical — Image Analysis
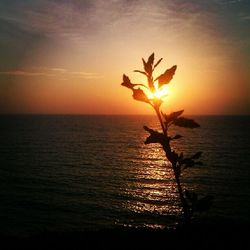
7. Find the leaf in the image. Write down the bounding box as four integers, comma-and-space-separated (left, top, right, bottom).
183, 162, 195, 169
155, 65, 177, 88
121, 74, 147, 90
121, 74, 134, 89
162, 110, 184, 125
154, 58, 163, 69
147, 53, 154, 67
171, 134, 183, 140
180, 157, 195, 169
142, 53, 154, 75
144, 126, 180, 164
132, 88, 150, 104
142, 58, 147, 72
133, 70, 147, 76
173, 117, 200, 128
180, 155, 203, 169
191, 152, 202, 159
143, 126, 167, 144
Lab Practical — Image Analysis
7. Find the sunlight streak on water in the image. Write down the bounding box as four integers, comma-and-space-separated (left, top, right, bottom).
119, 134, 181, 228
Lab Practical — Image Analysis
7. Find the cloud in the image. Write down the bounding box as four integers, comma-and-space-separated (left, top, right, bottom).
0, 68, 102, 79
50, 68, 67, 73
69, 71, 103, 79
0, 70, 53, 77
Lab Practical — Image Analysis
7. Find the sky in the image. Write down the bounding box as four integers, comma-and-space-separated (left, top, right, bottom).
0, 0, 249, 115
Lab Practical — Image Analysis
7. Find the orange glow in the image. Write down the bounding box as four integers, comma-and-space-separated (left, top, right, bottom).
151, 86, 169, 100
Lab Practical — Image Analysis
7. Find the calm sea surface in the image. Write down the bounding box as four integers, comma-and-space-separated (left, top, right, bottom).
0, 115, 249, 236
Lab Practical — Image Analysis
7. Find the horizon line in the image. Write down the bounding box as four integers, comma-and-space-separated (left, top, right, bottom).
0, 113, 249, 116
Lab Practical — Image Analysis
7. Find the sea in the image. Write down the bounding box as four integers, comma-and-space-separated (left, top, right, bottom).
0, 115, 249, 236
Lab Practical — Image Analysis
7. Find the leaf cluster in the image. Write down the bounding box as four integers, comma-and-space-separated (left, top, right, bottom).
121, 53, 177, 105
162, 110, 200, 129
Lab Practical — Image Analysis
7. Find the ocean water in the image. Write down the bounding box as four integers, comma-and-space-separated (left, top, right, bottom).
0, 115, 249, 236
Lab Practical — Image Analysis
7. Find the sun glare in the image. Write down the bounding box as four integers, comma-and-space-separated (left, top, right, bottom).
147, 86, 170, 100
154, 86, 169, 99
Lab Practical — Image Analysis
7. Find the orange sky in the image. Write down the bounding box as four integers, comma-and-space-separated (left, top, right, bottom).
0, 0, 249, 115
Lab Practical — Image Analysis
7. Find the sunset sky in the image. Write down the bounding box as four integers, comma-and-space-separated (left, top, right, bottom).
0, 0, 249, 115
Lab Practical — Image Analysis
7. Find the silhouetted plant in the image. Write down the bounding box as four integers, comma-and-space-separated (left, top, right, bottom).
121, 53, 213, 225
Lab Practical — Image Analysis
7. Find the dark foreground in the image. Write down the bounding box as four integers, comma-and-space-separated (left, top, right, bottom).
1, 219, 249, 249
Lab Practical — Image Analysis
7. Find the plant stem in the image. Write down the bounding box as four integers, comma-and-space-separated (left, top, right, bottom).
173, 165, 190, 225
154, 105, 189, 224
154, 106, 166, 135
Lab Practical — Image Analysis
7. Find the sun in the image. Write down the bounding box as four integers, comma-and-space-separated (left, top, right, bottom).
148, 85, 169, 100
154, 86, 169, 99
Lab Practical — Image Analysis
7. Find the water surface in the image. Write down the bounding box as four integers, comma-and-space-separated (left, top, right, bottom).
0, 115, 249, 235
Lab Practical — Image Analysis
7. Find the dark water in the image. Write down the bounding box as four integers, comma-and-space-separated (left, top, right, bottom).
0, 115, 249, 236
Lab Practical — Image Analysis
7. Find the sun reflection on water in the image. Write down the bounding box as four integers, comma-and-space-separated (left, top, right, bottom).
121, 141, 182, 228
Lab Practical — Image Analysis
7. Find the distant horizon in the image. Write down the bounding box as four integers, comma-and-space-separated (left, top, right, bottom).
0, 112, 249, 116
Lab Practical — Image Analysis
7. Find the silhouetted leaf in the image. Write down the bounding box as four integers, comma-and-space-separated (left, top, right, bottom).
180, 158, 195, 169
180, 158, 192, 165
181, 157, 203, 169
143, 126, 167, 144
147, 53, 154, 67
154, 58, 163, 69
121, 74, 146, 90
173, 117, 200, 128
171, 134, 183, 140
191, 152, 203, 159
183, 162, 195, 169
162, 110, 184, 126
155, 65, 177, 88
144, 127, 180, 164
132, 88, 150, 104
143, 126, 153, 133
133, 70, 147, 76
121, 74, 134, 89
142, 53, 154, 75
